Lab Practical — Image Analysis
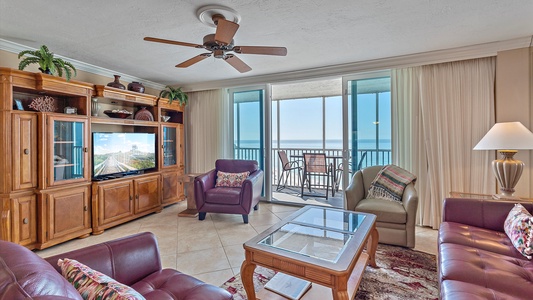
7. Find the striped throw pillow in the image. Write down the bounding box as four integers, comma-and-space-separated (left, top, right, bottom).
59, 258, 145, 300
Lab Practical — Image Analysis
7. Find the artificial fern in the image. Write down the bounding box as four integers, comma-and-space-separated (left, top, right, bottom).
17, 45, 77, 81
158, 85, 188, 106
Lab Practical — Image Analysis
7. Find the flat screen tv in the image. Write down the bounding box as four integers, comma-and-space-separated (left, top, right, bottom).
92, 132, 156, 179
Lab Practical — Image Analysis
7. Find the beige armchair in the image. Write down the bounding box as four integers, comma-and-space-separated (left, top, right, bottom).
345, 165, 418, 248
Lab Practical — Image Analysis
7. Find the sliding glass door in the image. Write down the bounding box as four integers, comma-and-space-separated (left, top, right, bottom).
230, 86, 269, 198
341, 73, 391, 202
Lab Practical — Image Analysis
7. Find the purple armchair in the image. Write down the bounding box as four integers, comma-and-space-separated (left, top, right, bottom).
194, 159, 264, 223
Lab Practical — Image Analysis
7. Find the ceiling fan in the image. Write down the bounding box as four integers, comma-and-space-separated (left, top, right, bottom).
144, 14, 287, 73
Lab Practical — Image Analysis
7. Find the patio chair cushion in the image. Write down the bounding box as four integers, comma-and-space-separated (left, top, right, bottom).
215, 171, 250, 187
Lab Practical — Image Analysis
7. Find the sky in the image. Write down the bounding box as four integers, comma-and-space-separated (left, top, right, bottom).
235, 90, 391, 147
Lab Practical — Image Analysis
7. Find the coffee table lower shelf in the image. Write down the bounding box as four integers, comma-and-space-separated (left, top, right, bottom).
256, 252, 369, 300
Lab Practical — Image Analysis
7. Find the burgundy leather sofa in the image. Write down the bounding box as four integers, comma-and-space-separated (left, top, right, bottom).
439, 197, 533, 299
0, 232, 232, 299
195, 159, 264, 223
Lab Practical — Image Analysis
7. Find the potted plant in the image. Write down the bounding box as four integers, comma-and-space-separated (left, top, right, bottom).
158, 86, 188, 106
18, 45, 77, 81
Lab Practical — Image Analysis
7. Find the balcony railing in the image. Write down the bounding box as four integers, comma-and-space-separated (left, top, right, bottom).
234, 147, 392, 190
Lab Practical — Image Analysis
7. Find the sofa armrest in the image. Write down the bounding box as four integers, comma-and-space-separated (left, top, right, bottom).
442, 197, 533, 232
45, 232, 161, 286
345, 171, 365, 210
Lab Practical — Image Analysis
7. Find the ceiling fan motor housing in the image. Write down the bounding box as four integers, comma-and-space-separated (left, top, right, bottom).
203, 34, 234, 51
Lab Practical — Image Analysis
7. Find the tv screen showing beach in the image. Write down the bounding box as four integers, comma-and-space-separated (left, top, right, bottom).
92, 132, 156, 177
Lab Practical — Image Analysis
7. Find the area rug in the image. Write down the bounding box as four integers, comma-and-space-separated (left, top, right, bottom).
221, 244, 438, 300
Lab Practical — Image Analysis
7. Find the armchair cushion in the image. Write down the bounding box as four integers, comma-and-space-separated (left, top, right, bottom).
504, 204, 533, 259
367, 164, 416, 202
355, 198, 407, 224
59, 258, 145, 300
215, 171, 250, 187
205, 187, 242, 205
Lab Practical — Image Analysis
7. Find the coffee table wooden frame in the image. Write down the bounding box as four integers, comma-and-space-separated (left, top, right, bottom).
241, 206, 379, 300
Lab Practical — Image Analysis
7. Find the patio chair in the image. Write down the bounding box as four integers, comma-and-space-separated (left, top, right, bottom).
276, 150, 302, 191
335, 151, 368, 191
301, 153, 333, 200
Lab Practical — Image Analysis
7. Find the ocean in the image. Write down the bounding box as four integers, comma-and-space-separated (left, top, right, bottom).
237, 139, 391, 150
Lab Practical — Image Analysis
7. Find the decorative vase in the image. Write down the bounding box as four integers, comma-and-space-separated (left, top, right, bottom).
91, 98, 99, 117
128, 82, 145, 93
134, 107, 154, 121
107, 75, 125, 89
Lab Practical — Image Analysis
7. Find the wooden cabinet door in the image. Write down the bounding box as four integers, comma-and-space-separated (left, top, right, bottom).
162, 172, 179, 205
97, 180, 134, 226
134, 175, 160, 214
44, 186, 91, 242
12, 113, 37, 190
160, 124, 179, 169
46, 115, 89, 187
11, 194, 37, 247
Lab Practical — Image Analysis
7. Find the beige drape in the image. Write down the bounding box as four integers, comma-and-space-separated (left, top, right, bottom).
186, 89, 231, 173
392, 57, 496, 229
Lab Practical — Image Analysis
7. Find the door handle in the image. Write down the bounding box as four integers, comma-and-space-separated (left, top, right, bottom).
23, 148, 29, 155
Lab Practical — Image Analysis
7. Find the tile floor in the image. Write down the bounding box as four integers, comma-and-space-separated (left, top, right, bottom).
35, 201, 438, 287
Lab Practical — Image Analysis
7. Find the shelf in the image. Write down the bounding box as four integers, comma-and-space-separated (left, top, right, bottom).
54, 141, 75, 144
91, 117, 159, 127
94, 85, 157, 106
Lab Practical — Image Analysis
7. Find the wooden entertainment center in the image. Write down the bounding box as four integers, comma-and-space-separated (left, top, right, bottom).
0, 68, 185, 249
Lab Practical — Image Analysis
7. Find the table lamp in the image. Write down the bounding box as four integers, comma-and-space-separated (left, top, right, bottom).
474, 121, 533, 199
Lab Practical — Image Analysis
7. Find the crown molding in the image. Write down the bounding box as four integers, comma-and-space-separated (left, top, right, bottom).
0, 39, 166, 90
2, 36, 531, 92
183, 36, 533, 92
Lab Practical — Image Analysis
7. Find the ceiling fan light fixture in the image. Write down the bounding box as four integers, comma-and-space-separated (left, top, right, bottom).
213, 49, 225, 59
197, 5, 241, 28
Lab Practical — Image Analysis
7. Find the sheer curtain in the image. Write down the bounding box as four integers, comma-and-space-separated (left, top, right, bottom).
392, 57, 496, 229
186, 89, 231, 173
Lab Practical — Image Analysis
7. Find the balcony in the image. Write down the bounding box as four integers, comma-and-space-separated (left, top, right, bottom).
235, 146, 391, 207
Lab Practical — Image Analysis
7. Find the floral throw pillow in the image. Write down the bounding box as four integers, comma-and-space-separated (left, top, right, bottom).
59, 258, 145, 300
215, 171, 250, 187
504, 204, 533, 259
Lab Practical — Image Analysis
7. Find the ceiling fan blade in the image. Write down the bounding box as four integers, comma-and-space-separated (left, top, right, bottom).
144, 37, 203, 48
214, 19, 239, 45
224, 54, 251, 73
176, 53, 211, 68
233, 46, 287, 56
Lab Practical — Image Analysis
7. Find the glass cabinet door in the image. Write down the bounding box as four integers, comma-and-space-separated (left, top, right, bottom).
162, 125, 178, 167
49, 116, 88, 185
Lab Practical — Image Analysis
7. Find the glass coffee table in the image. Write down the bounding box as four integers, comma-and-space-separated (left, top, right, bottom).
241, 206, 378, 300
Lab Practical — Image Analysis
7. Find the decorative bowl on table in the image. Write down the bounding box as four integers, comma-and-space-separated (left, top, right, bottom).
104, 109, 132, 119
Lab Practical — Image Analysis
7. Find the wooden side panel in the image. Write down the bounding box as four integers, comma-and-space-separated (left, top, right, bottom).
12, 113, 38, 190
162, 172, 179, 205
134, 175, 161, 213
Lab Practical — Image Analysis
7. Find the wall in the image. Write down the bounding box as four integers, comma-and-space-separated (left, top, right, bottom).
0, 49, 160, 96
495, 47, 533, 197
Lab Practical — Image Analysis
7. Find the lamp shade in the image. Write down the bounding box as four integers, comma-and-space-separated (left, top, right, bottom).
473, 122, 533, 150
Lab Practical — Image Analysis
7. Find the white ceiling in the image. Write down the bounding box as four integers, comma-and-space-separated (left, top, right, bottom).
0, 0, 532, 90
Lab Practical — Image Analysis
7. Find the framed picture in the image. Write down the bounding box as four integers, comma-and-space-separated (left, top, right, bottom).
13, 99, 24, 110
